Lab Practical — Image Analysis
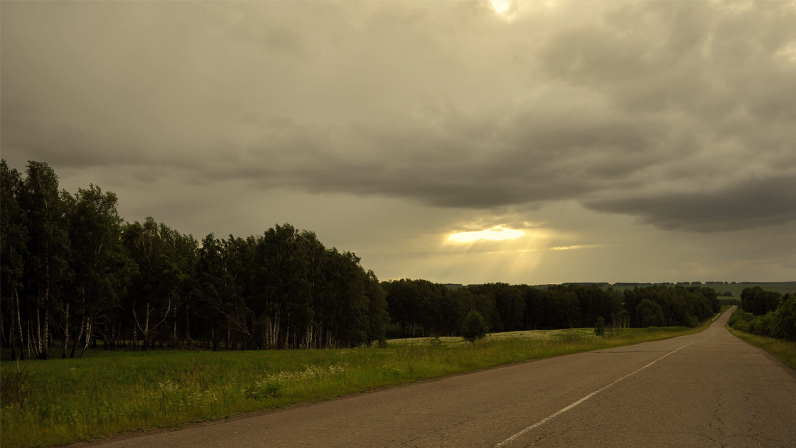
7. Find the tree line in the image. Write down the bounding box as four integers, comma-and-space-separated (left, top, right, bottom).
2, 160, 387, 359
727, 287, 796, 341
2, 159, 722, 360
382, 280, 719, 338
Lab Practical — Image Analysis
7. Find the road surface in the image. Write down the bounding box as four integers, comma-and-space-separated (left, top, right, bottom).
94, 307, 796, 447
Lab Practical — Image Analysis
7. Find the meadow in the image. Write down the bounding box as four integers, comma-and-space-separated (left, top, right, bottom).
1, 320, 713, 448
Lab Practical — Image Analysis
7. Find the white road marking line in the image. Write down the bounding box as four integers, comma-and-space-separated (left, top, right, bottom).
495, 331, 716, 447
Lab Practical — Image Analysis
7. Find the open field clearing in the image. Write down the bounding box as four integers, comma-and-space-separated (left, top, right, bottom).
387, 327, 598, 348
1, 320, 714, 448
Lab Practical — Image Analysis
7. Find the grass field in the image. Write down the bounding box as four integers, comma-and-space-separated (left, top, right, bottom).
727, 327, 796, 371
1, 319, 715, 448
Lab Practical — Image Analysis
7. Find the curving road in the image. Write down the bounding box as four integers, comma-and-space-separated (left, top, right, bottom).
95, 307, 796, 447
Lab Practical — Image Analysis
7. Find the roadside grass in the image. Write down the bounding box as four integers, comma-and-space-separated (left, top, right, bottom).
727, 328, 796, 371
1, 320, 712, 448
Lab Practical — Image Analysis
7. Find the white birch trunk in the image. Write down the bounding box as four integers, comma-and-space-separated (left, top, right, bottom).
61, 302, 70, 359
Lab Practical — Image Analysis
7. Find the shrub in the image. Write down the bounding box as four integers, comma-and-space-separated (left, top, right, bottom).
734, 320, 751, 333
772, 294, 796, 341
751, 314, 779, 338
728, 308, 754, 328
461, 309, 488, 343
595, 316, 605, 336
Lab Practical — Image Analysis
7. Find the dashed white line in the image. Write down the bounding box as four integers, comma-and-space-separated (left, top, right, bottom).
495, 331, 717, 447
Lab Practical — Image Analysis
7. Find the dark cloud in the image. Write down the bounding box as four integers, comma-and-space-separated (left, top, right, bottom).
2, 0, 796, 237
585, 176, 796, 232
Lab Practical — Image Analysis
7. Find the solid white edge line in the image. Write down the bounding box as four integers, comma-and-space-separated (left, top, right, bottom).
495, 330, 716, 447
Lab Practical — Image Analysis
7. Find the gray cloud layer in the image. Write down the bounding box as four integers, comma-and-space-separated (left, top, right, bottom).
3, 1, 796, 233
587, 176, 796, 232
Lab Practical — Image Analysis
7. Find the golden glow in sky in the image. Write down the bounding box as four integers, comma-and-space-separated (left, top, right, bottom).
448, 226, 525, 243
489, 0, 511, 14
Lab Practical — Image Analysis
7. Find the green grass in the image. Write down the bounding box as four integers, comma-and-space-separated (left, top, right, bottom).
1, 320, 712, 448
727, 327, 796, 371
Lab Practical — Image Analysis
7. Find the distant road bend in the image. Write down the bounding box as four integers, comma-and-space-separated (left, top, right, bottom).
98, 307, 796, 447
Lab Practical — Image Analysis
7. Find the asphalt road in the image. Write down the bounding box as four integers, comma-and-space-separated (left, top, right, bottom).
95, 307, 796, 447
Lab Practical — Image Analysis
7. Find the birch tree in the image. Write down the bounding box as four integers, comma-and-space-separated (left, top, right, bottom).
1, 160, 28, 360
19, 161, 70, 360
123, 218, 174, 350
66, 185, 132, 357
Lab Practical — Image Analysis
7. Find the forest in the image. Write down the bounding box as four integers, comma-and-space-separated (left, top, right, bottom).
383, 280, 718, 338
2, 160, 720, 360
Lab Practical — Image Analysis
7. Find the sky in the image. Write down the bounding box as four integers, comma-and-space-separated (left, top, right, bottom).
3, 1, 795, 285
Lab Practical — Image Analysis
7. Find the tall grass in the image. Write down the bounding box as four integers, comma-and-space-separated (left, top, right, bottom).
1, 322, 709, 448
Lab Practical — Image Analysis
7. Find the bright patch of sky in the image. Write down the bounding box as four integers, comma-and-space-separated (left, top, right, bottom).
448, 226, 525, 243
489, 0, 511, 14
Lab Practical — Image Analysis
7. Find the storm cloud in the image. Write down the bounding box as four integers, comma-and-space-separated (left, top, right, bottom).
586, 175, 796, 232
2, 1, 795, 282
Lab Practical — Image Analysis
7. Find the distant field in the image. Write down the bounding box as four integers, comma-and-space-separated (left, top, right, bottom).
600, 282, 796, 296
388, 327, 598, 348
0, 319, 716, 448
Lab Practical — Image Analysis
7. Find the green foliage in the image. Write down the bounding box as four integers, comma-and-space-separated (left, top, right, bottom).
594, 316, 605, 336
461, 310, 488, 343
741, 286, 781, 316
636, 299, 664, 327
623, 284, 718, 327
612, 309, 630, 329
730, 294, 796, 342
1, 160, 390, 359
1, 161, 28, 361
772, 295, 796, 341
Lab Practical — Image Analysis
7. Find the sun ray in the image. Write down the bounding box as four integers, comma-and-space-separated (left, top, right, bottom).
448, 226, 524, 243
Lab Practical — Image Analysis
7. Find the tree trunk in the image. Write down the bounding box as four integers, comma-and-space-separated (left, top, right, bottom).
26, 320, 32, 359
172, 307, 178, 348
61, 302, 70, 359
185, 305, 190, 347
9, 291, 17, 360
35, 305, 42, 358
143, 302, 150, 351
1, 303, 5, 348
70, 315, 85, 359
79, 316, 92, 357
15, 292, 24, 360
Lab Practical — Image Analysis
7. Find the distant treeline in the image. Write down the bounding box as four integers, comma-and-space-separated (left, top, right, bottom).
2, 160, 387, 360
1, 160, 721, 360
382, 280, 719, 338
728, 287, 796, 341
